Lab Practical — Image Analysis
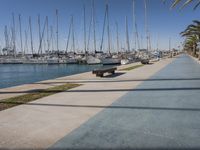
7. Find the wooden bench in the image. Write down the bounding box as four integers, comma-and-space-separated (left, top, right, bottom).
141, 59, 149, 64
92, 67, 117, 77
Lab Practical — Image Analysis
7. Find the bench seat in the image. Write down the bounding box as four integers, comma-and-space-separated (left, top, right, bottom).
92, 67, 117, 77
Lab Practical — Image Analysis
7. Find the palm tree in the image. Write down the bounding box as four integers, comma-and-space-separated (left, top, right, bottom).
181, 20, 200, 59
184, 35, 198, 56
184, 39, 194, 55
164, 0, 200, 10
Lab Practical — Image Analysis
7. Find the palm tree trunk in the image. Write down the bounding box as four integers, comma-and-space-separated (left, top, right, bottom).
198, 51, 200, 60
193, 43, 197, 57
198, 48, 200, 60
198, 36, 200, 60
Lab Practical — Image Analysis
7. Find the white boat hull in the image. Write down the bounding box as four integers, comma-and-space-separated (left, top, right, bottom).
87, 56, 101, 65
101, 58, 121, 65
66, 58, 77, 64
47, 59, 59, 64
121, 59, 130, 65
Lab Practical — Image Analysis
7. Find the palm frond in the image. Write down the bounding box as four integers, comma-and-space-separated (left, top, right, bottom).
181, 32, 192, 37
180, 0, 193, 9
171, 0, 182, 8
194, 0, 200, 10
193, 20, 200, 25
170, 0, 200, 10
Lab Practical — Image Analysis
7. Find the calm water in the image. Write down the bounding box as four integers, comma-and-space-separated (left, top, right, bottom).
0, 64, 112, 89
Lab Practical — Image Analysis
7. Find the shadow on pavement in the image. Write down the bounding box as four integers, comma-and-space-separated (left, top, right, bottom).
48, 148, 200, 150
103, 72, 125, 78
2, 148, 199, 150
29, 77, 200, 85
1, 87, 200, 94
1, 101, 200, 112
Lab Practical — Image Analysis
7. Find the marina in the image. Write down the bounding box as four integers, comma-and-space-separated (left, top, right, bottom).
0, 0, 172, 66
0, 0, 199, 149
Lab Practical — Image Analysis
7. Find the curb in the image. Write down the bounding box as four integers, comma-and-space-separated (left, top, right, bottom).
188, 55, 200, 64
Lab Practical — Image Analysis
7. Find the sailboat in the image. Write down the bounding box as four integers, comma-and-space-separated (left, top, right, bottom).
86, 0, 101, 65
121, 0, 140, 65
86, 55, 101, 64
140, 0, 150, 64
121, 16, 130, 65
101, 2, 120, 65
65, 15, 77, 64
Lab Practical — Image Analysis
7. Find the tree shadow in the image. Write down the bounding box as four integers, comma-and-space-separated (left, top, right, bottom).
1, 101, 200, 112
1, 87, 200, 94
47, 148, 200, 150
32, 77, 200, 85
103, 72, 125, 78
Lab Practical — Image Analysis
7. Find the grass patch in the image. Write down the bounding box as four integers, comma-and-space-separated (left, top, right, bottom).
120, 64, 144, 71
0, 83, 81, 111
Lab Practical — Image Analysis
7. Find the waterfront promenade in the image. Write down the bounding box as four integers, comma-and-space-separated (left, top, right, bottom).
1, 55, 200, 149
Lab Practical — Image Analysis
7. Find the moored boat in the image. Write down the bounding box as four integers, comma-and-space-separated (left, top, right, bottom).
101, 57, 120, 65
121, 59, 130, 65
86, 55, 101, 65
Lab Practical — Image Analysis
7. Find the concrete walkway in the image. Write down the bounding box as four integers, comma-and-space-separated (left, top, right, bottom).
0, 57, 173, 149
51, 54, 200, 149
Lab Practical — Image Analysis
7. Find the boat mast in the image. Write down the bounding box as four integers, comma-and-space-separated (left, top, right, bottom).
56, 9, 59, 53
116, 22, 119, 52
148, 32, 151, 51
72, 15, 75, 53
106, 2, 111, 55
66, 16, 72, 53
141, 35, 143, 49
29, 16, 34, 54
46, 16, 50, 53
144, 0, 148, 51
38, 15, 42, 54
12, 13, 16, 57
83, 4, 87, 54
4, 26, 9, 49
100, 3, 107, 52
19, 14, 23, 55
50, 26, 54, 51
132, 0, 140, 50
24, 30, 28, 54
87, 12, 92, 52
92, 0, 97, 52
38, 17, 47, 55
125, 16, 130, 52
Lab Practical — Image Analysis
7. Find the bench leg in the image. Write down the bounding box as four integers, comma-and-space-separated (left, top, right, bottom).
109, 71, 115, 74
96, 73, 103, 77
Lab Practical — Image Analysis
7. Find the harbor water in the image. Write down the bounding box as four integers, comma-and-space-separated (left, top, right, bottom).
0, 64, 113, 89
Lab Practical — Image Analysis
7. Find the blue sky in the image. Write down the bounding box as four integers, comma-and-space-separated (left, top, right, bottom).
0, 0, 199, 53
